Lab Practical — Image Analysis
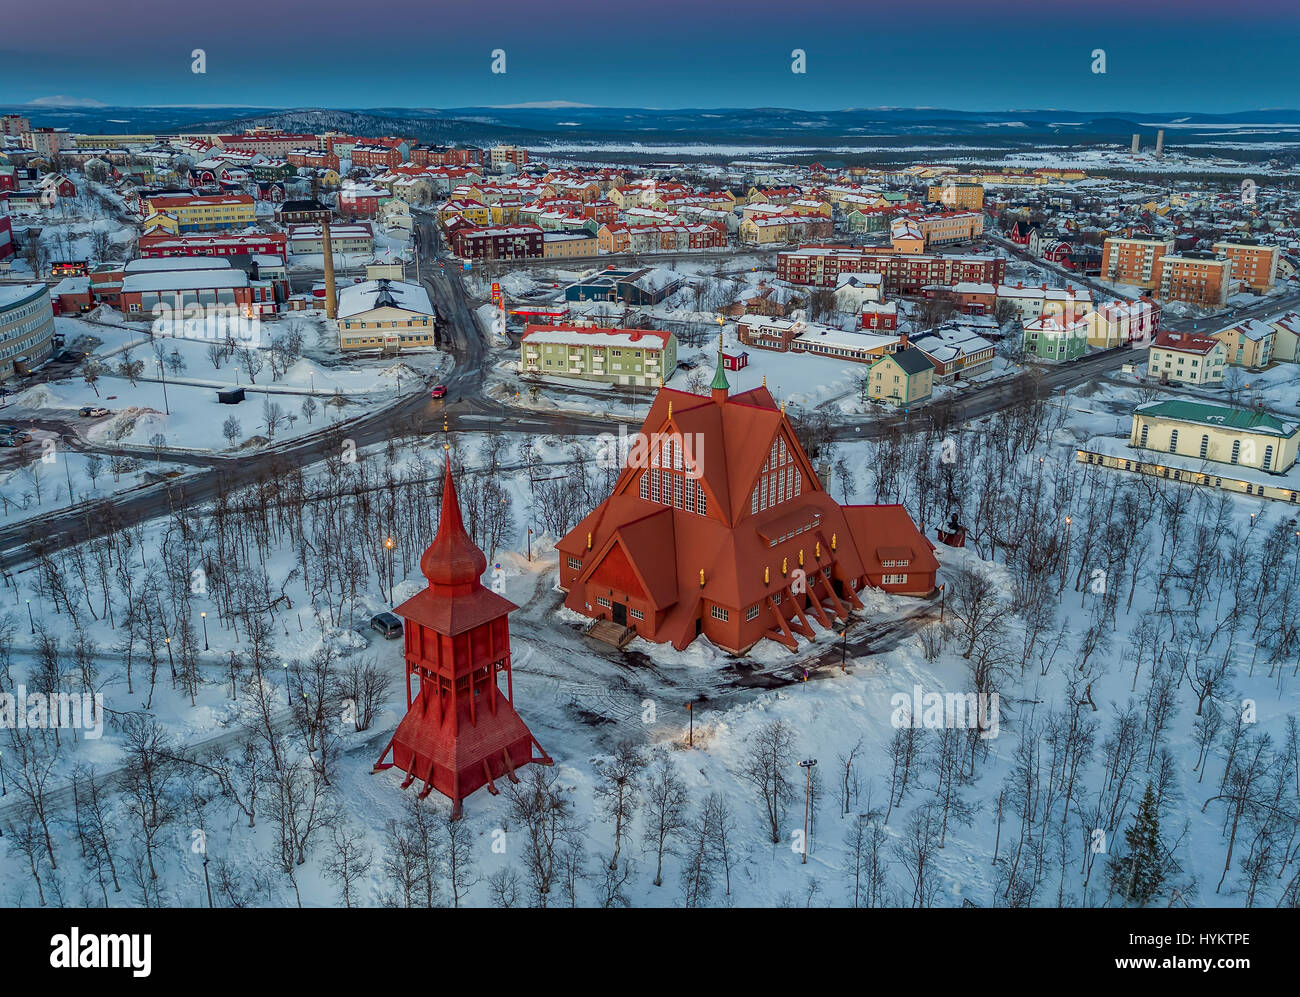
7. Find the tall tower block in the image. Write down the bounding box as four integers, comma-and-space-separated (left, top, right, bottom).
1131, 133, 1141, 154
373, 455, 551, 816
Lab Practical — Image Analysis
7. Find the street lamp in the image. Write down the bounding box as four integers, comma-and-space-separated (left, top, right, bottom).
938, 583, 946, 624
283, 660, 291, 706
797, 759, 818, 864
156, 357, 170, 416
25, 598, 33, 635
527, 527, 533, 563
201, 611, 209, 651
384, 536, 396, 604
686, 702, 694, 747
165, 636, 175, 679
0, 747, 6, 796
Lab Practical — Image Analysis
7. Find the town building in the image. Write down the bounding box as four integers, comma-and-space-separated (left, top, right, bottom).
1086, 298, 1161, 348
0, 283, 56, 378
275, 198, 333, 224
520, 325, 677, 386
564, 267, 683, 305
777, 246, 1005, 293
1101, 234, 1174, 289
866, 346, 935, 405
833, 273, 884, 313
1146, 330, 1226, 385
926, 181, 985, 210
1159, 251, 1232, 308
1213, 239, 1280, 293
448, 225, 544, 261
119, 265, 277, 317
1213, 318, 1275, 369
1022, 312, 1090, 363
1079, 401, 1300, 503
555, 359, 938, 653
336, 279, 436, 352
20, 127, 67, 159
143, 192, 256, 232
909, 324, 996, 383
287, 222, 374, 257
542, 231, 599, 259
139, 230, 288, 260
489, 145, 530, 171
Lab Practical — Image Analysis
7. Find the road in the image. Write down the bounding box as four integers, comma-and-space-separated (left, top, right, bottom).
0, 220, 1196, 571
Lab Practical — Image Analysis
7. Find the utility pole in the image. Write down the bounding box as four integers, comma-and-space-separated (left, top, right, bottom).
797, 759, 817, 864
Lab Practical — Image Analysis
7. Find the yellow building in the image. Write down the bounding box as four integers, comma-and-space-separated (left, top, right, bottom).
336, 279, 437, 353
542, 232, 599, 259
439, 199, 491, 226
739, 216, 789, 244
1213, 319, 1275, 369
73, 133, 157, 148
1076, 399, 1300, 502
142, 193, 256, 232
926, 182, 984, 210
867, 348, 934, 406
1132, 400, 1298, 473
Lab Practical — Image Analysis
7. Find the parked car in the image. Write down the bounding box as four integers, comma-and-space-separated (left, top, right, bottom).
370, 612, 403, 639
0, 437, 20, 448
430, 385, 447, 399
0, 425, 21, 435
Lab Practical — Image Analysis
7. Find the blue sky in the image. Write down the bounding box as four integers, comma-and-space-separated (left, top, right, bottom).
2, 0, 1297, 112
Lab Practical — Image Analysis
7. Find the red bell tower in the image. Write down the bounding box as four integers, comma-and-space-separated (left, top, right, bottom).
373, 454, 551, 816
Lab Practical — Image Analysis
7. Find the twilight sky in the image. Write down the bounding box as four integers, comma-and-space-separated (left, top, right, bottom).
2, 0, 1297, 112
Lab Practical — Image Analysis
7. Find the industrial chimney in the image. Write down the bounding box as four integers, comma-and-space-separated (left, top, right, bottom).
321, 216, 338, 320
1131, 133, 1141, 154
1155, 129, 1165, 158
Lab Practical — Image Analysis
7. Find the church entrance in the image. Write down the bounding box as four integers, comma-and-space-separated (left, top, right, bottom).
612, 602, 628, 626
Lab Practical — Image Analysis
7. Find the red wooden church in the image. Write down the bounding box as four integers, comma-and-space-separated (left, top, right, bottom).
557, 353, 939, 654
374, 454, 550, 816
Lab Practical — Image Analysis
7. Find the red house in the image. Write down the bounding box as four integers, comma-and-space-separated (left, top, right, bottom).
374, 456, 551, 816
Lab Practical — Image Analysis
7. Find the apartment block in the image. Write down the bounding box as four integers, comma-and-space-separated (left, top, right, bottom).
1101, 235, 1174, 289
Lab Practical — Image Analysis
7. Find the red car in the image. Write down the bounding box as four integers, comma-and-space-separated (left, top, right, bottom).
430, 385, 447, 399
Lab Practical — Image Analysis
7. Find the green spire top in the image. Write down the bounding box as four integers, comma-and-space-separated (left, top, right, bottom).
710, 352, 730, 392
710, 330, 729, 394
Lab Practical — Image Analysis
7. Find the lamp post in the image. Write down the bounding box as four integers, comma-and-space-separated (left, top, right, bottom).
0, 747, 6, 796
156, 357, 170, 416
938, 583, 946, 624
201, 611, 209, 651
165, 636, 175, 680
527, 527, 533, 563
839, 625, 849, 673
1060, 515, 1072, 599
384, 536, 396, 604
797, 758, 818, 864
25, 599, 33, 635
283, 660, 291, 706
686, 702, 694, 747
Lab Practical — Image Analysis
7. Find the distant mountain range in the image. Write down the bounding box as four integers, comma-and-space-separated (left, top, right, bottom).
6, 104, 1300, 154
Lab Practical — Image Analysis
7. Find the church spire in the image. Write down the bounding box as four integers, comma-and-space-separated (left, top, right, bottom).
420, 453, 488, 591
710, 330, 729, 404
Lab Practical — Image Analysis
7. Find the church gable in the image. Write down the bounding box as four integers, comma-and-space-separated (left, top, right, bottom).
587, 540, 648, 601
742, 425, 816, 520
